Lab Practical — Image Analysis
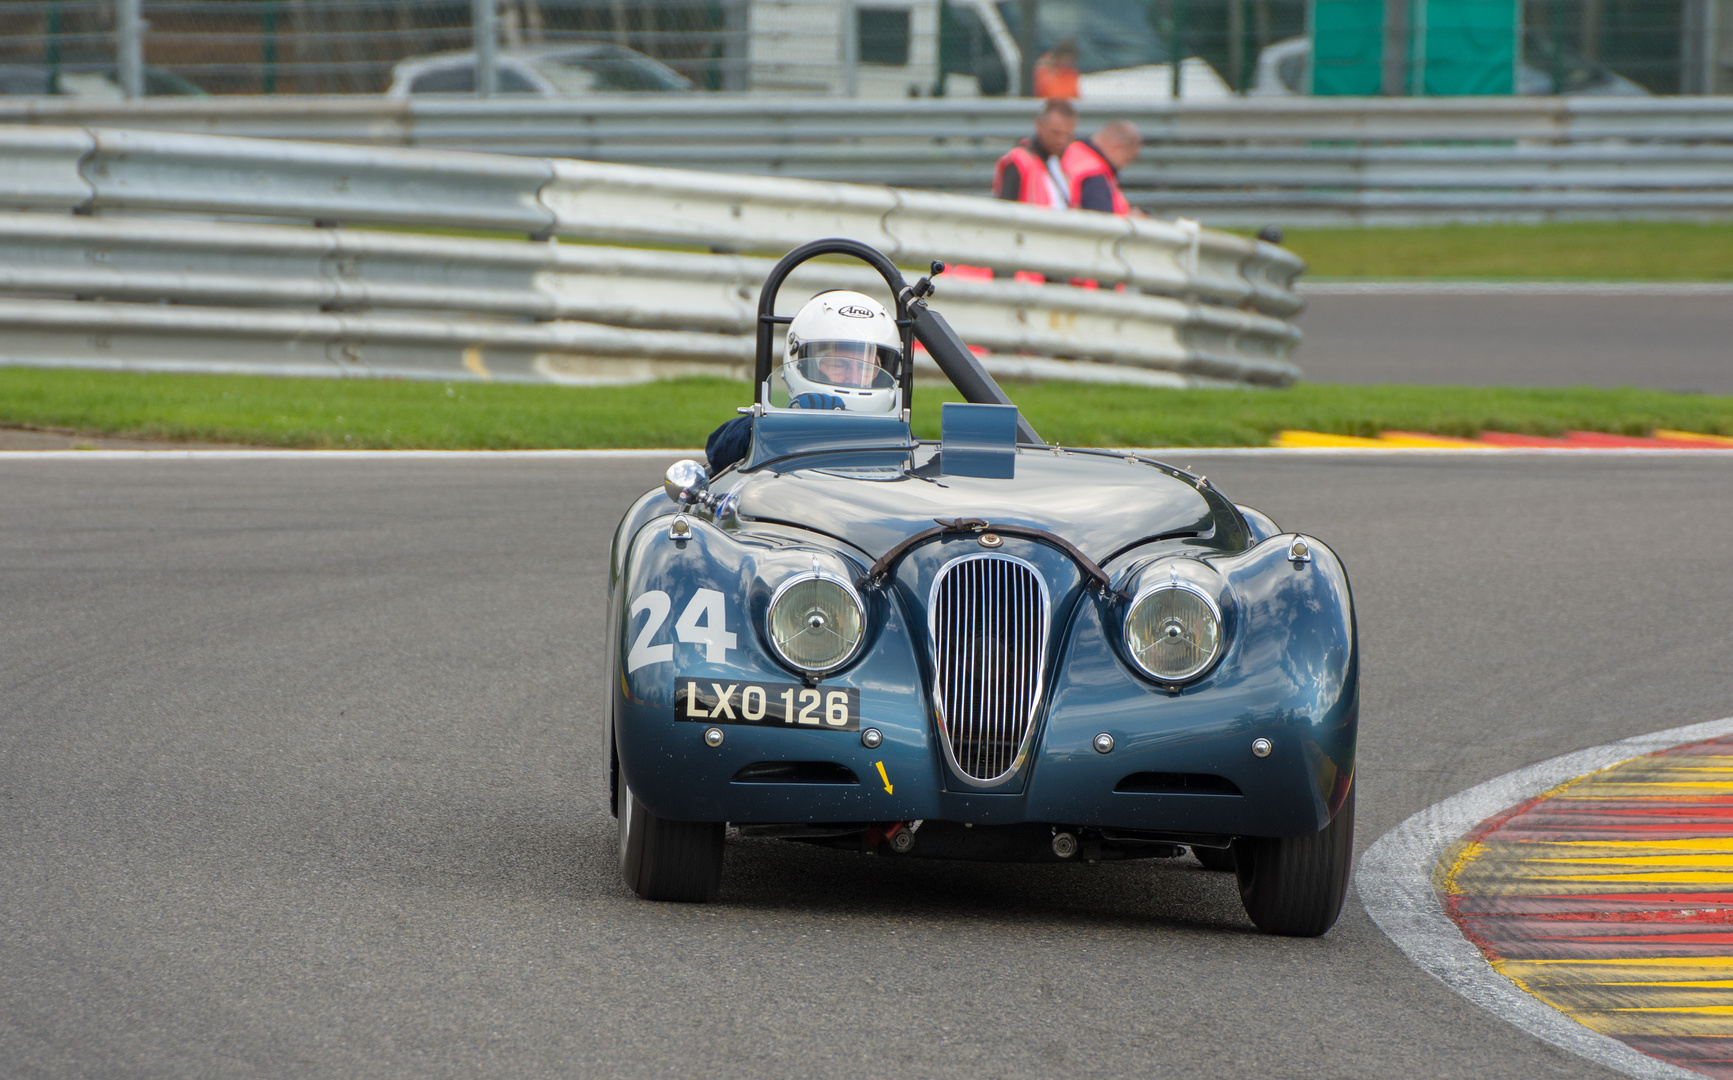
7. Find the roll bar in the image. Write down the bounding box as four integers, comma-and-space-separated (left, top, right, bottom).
753, 238, 1043, 447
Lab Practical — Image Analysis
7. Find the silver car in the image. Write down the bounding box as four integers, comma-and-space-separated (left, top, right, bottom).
1250, 34, 1649, 96
387, 44, 693, 96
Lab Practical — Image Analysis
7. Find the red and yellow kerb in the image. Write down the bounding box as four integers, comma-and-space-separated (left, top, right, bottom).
1443, 735, 1733, 1077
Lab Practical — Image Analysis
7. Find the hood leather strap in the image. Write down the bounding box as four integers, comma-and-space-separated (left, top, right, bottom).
863, 518, 1114, 594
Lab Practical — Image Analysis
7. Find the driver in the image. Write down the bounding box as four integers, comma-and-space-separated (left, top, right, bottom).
705, 291, 902, 475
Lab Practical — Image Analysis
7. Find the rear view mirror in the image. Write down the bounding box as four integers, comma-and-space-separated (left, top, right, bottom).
664, 460, 710, 506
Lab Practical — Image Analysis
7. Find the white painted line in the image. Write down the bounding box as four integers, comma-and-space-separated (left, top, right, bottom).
1129, 447, 1733, 457
0, 448, 701, 460
1302, 281, 1733, 297
1, 446, 1729, 461
1357, 715, 1733, 1080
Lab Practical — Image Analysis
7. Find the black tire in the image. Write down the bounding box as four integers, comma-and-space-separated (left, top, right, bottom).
1192, 844, 1236, 872
1233, 782, 1355, 937
617, 777, 725, 903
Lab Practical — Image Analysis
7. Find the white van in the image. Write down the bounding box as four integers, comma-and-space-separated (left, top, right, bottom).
745, 0, 1229, 100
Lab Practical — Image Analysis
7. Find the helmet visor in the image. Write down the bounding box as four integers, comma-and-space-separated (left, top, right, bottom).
769, 355, 900, 414
791, 341, 902, 389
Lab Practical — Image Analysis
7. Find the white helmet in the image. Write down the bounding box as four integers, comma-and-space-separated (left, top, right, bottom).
776, 291, 903, 414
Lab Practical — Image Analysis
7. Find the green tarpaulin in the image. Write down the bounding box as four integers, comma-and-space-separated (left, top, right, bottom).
1311, 0, 1518, 95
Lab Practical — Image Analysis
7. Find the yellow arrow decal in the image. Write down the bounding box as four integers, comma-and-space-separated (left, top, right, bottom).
875, 761, 893, 794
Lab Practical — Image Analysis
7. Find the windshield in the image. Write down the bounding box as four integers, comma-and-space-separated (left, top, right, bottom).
533, 47, 693, 93
996, 0, 1170, 72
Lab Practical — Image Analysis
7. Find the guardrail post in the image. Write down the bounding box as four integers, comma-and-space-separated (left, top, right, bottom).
1167, 0, 1184, 99
46, 0, 63, 92
841, 0, 859, 97
1228, 0, 1246, 92
1682, 0, 1726, 93
262, 0, 278, 94
1380, 0, 1409, 94
473, 0, 497, 97
1015, 0, 1035, 96
116, 0, 143, 99
719, 0, 746, 91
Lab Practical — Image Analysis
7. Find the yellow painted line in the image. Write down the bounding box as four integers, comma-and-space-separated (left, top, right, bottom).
1508, 855, 1733, 867
1565, 774, 1733, 783
1573, 756, 1733, 766
1501, 957, 1733, 975
1569, 1013, 1733, 1037
1569, 781, 1733, 789
1578, 762, 1733, 772
1271, 430, 1387, 448
1522, 872, 1733, 884
1563, 757, 1733, 768
1438, 839, 1485, 895
1446, 880, 1733, 895
1483, 838, 1733, 852
1458, 870, 1733, 884
1545, 787, 1733, 793
1541, 987, 1733, 1010
1379, 430, 1487, 448
1656, 429, 1733, 447
1603, 980, 1733, 988
1564, 773, 1733, 784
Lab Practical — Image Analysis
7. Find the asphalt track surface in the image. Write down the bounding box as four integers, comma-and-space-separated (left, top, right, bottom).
3, 451, 1731, 1080
1295, 287, 1733, 394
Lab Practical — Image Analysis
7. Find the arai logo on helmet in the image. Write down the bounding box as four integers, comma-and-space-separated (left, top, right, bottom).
836, 304, 876, 319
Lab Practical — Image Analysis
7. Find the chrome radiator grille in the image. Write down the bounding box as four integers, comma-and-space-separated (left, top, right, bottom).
929, 553, 1050, 784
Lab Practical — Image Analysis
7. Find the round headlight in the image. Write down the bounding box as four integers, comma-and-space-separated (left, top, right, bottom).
1125, 581, 1221, 683
767, 573, 865, 674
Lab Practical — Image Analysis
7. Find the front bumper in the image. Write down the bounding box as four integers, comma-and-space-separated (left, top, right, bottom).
615, 583, 1356, 839
612, 520, 1357, 841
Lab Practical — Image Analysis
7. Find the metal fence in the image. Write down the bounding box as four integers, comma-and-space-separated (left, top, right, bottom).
0, 0, 1707, 99
4, 95, 1730, 225
0, 124, 1304, 387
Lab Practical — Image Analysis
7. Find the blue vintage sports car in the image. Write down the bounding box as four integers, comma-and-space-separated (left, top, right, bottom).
606, 239, 1357, 936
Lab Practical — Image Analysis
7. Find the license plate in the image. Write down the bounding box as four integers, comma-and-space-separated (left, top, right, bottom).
675, 677, 860, 732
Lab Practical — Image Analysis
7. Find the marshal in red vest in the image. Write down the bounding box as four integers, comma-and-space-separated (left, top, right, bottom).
992, 143, 1064, 208
1062, 139, 1131, 216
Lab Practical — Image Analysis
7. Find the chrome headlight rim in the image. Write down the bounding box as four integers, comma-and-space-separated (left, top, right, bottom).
1123, 578, 1224, 686
764, 569, 868, 676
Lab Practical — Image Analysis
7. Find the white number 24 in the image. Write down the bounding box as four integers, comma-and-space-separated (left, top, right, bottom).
626, 589, 737, 673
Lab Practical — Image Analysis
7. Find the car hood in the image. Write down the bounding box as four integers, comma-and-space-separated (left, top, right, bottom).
732, 449, 1217, 563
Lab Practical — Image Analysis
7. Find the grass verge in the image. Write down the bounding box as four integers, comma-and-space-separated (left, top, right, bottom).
1281, 222, 1733, 281
3, 368, 1732, 450
368, 221, 1733, 283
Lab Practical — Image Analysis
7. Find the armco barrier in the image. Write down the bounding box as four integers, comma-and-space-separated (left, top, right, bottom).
0, 125, 1303, 387
0, 96, 1729, 225
0, 126, 1301, 317
536, 161, 1295, 315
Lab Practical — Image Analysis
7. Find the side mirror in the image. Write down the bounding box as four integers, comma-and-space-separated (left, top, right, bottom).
664, 459, 710, 507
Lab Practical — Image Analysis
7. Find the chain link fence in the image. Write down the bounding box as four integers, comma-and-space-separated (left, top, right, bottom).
0, 0, 1714, 98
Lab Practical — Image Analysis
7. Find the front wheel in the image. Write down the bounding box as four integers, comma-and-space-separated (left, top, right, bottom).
617, 777, 725, 902
1234, 782, 1354, 937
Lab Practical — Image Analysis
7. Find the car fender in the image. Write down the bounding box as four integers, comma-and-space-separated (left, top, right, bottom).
1029, 532, 1357, 837
610, 515, 937, 822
